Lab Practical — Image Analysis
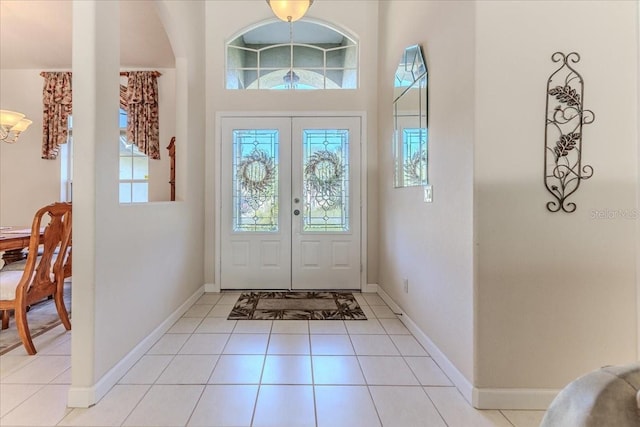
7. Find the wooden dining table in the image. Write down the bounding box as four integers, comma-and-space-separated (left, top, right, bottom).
0, 226, 43, 265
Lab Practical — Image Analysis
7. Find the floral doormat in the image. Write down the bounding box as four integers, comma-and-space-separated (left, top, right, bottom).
228, 291, 367, 320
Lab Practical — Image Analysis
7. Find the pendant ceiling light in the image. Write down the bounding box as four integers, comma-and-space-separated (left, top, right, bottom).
266, 0, 314, 22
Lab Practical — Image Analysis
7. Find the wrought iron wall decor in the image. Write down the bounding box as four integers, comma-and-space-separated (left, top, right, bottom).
544, 52, 595, 213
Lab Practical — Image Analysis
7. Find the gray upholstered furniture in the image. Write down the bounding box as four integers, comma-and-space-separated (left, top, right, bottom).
540, 362, 640, 427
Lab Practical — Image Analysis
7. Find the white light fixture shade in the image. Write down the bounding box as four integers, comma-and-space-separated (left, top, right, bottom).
12, 118, 33, 133
0, 110, 25, 128
0, 110, 32, 143
266, 0, 313, 22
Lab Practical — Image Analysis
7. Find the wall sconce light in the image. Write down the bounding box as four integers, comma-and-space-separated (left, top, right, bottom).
266, 0, 314, 22
0, 110, 33, 144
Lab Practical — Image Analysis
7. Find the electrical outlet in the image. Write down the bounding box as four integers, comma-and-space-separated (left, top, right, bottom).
424, 184, 433, 203
403, 278, 409, 293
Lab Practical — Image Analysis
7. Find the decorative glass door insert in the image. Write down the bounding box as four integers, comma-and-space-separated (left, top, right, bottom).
232, 129, 279, 232
302, 129, 349, 232
221, 116, 361, 290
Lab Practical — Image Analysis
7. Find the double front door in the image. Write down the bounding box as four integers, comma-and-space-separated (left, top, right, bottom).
220, 116, 361, 290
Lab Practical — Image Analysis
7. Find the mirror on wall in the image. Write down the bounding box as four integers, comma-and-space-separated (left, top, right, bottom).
393, 44, 428, 188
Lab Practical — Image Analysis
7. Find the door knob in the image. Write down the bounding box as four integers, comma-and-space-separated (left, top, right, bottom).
293, 209, 300, 215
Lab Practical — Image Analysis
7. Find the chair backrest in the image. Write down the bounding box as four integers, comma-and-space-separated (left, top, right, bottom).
15, 202, 72, 303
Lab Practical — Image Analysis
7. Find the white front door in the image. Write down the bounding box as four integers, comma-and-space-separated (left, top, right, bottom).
220, 116, 361, 290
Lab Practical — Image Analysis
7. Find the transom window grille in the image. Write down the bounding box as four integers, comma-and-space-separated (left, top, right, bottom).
233, 129, 280, 232
303, 129, 349, 232
227, 21, 358, 90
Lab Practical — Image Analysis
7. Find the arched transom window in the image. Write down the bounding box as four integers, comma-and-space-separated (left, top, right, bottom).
227, 20, 358, 90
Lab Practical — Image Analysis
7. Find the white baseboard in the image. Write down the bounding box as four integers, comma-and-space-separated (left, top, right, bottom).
362, 283, 378, 293
204, 282, 220, 293
375, 286, 556, 410
67, 285, 205, 408
375, 286, 474, 405
472, 388, 559, 410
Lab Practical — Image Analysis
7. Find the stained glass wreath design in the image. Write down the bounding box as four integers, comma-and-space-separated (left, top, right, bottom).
304, 150, 344, 209
237, 148, 275, 195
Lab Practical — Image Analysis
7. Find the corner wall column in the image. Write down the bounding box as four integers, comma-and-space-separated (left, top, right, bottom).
68, 0, 120, 408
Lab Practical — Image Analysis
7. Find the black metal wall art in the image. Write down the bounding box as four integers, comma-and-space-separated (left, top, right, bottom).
544, 52, 595, 213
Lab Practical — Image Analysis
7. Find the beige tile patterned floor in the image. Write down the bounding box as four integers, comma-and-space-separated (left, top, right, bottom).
0, 292, 546, 426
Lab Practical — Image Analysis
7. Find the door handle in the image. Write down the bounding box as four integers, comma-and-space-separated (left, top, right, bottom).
293, 209, 300, 216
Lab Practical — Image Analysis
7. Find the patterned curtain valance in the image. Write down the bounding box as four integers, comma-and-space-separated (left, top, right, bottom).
124, 71, 161, 159
40, 72, 72, 160
40, 70, 161, 160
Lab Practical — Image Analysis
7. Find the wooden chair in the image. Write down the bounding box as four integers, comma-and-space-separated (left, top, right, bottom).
63, 246, 72, 279
0, 202, 72, 355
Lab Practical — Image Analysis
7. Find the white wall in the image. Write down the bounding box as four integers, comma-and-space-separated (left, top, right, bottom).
204, 0, 380, 287
0, 69, 62, 226
68, 0, 206, 406
377, 0, 476, 386
474, 0, 638, 403
637, 0, 640, 359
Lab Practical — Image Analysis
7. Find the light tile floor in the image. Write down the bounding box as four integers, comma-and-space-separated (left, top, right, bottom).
0, 292, 547, 426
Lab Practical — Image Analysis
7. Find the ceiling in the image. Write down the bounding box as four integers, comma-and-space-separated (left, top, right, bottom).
0, 0, 175, 69
241, 21, 348, 45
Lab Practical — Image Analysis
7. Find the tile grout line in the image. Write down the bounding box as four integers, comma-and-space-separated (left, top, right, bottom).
499, 409, 518, 427
4, 292, 544, 427
249, 312, 272, 427
116, 301, 221, 426
422, 386, 451, 427
118, 311, 200, 426
345, 300, 385, 427
307, 321, 319, 427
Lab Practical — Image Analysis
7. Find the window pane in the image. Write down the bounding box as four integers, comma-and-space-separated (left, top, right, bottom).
325, 69, 346, 89
119, 183, 132, 203
119, 109, 127, 128
341, 69, 357, 89
120, 157, 133, 180
342, 46, 358, 69
293, 45, 323, 68
232, 129, 279, 232
228, 68, 259, 89
228, 46, 258, 68
325, 47, 344, 68
260, 45, 291, 68
226, 70, 242, 89
302, 129, 349, 232
133, 157, 149, 180
132, 183, 149, 203
258, 69, 286, 89
119, 136, 133, 154
295, 69, 324, 90
130, 143, 146, 157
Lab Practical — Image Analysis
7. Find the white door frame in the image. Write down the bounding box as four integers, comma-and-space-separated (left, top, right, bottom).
215, 111, 368, 292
